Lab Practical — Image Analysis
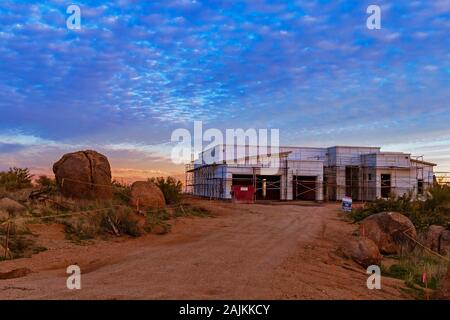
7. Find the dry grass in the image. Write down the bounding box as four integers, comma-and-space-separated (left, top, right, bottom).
381, 247, 449, 298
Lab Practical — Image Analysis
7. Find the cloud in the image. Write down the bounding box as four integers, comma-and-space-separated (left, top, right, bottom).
0, 143, 25, 153
0, 0, 449, 173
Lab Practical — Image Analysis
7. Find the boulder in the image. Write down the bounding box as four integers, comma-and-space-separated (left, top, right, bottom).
53, 150, 112, 200
359, 212, 416, 255
340, 237, 382, 268
440, 230, 450, 256
424, 225, 446, 252
130, 181, 165, 211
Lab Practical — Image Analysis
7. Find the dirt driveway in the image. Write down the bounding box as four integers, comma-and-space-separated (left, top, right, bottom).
0, 200, 411, 299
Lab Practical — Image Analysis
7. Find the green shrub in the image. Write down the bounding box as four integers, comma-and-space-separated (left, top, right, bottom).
145, 208, 171, 234
0, 231, 45, 259
63, 216, 101, 241
35, 175, 56, 188
101, 207, 143, 237
63, 206, 144, 241
148, 176, 182, 204
112, 180, 132, 205
0, 167, 33, 191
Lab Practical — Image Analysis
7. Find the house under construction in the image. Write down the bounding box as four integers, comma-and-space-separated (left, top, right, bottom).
185, 145, 436, 202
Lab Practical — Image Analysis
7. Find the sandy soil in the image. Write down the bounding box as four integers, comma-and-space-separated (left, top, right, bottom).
0, 199, 412, 299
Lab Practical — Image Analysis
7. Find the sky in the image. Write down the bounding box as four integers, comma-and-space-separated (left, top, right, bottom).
0, 0, 449, 181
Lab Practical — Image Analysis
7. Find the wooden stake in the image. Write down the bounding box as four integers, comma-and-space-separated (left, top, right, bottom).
4, 221, 11, 259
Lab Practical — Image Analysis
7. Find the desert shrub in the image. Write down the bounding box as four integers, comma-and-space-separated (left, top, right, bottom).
173, 204, 210, 218
63, 215, 101, 241
35, 175, 57, 190
100, 207, 143, 237
424, 184, 450, 212
112, 180, 132, 205
349, 186, 450, 230
0, 231, 47, 259
0, 167, 33, 191
63, 206, 143, 241
145, 208, 171, 234
148, 176, 182, 204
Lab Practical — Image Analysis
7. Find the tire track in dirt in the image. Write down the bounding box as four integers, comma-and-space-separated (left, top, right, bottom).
0, 201, 412, 299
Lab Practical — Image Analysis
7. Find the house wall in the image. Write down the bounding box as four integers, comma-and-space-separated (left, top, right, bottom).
374, 168, 415, 198
190, 146, 436, 202
327, 146, 380, 166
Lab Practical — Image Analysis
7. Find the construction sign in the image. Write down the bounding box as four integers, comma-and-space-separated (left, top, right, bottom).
342, 196, 352, 212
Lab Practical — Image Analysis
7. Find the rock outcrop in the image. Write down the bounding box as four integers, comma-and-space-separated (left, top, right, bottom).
130, 181, 165, 211
439, 230, 450, 256
340, 237, 382, 268
424, 225, 446, 253
53, 150, 112, 200
359, 212, 416, 254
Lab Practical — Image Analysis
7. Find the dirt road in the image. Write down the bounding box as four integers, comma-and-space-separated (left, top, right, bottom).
0, 200, 411, 299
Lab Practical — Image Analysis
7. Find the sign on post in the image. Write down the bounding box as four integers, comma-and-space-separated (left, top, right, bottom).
342, 196, 352, 212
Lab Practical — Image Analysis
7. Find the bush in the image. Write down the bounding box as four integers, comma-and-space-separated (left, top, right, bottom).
101, 207, 143, 237
63, 206, 144, 241
0, 167, 33, 191
112, 180, 132, 205
35, 175, 55, 188
35, 175, 58, 194
145, 208, 171, 234
0, 225, 45, 259
148, 176, 182, 204
63, 216, 101, 241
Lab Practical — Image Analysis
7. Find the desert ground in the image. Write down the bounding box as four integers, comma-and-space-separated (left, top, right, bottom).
0, 199, 413, 299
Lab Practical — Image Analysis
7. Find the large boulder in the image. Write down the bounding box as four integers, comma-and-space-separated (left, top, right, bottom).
359, 212, 416, 255
53, 150, 112, 200
340, 237, 382, 268
424, 225, 446, 253
440, 230, 450, 256
130, 181, 165, 211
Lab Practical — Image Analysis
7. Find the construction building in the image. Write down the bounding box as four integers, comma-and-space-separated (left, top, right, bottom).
185, 145, 436, 202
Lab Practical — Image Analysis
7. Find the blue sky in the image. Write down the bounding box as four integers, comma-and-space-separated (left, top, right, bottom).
0, 0, 449, 178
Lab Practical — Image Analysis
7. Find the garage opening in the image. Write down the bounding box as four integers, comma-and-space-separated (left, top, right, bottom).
293, 176, 316, 200
232, 174, 281, 200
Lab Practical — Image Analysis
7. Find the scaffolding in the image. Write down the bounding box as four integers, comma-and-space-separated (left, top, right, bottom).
185, 154, 289, 201
185, 149, 439, 202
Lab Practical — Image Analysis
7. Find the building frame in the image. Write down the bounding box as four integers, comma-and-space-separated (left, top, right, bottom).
186, 145, 438, 202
